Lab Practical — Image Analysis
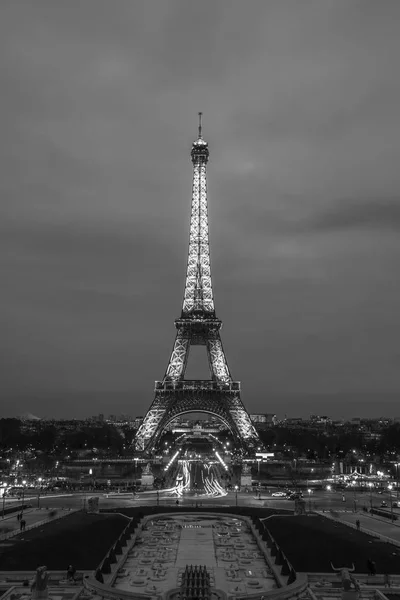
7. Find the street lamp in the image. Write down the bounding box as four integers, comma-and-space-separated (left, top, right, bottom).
307, 488, 312, 512
257, 458, 261, 494
134, 458, 138, 489
368, 482, 373, 511
388, 484, 394, 522
37, 477, 42, 509
2, 485, 6, 519
235, 485, 238, 507
353, 482, 357, 513
21, 480, 27, 516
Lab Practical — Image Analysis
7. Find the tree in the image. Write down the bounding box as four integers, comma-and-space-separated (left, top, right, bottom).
120, 425, 136, 447
287, 464, 300, 489
379, 424, 400, 453
0, 418, 22, 448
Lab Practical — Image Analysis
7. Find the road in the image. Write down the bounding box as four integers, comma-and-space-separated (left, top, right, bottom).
3, 487, 399, 514
3, 461, 399, 515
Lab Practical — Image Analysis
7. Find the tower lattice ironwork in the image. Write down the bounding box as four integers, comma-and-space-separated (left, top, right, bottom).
135, 114, 262, 454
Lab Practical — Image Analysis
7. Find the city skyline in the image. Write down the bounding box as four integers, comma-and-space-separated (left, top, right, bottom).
4, 392, 400, 422
1, 1, 400, 419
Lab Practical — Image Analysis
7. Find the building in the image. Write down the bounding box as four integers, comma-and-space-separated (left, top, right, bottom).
250, 414, 277, 425
309, 415, 332, 425
283, 417, 304, 427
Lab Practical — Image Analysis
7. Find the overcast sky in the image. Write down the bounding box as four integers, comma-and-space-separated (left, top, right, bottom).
1, 0, 400, 420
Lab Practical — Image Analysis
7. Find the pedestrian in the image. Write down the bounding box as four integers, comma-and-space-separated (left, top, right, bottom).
17, 513, 20, 522
20, 519, 23, 531
371, 561, 376, 576
67, 565, 76, 582
356, 519, 360, 531
175, 499, 179, 506
384, 572, 390, 588
367, 559, 373, 575
21, 519, 26, 531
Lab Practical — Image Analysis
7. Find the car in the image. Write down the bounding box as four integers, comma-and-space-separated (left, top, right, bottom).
377, 490, 384, 494
380, 501, 388, 508
288, 492, 303, 500
393, 502, 399, 508
271, 491, 286, 497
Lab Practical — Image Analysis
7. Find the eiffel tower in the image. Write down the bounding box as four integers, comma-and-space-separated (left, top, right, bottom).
135, 114, 262, 455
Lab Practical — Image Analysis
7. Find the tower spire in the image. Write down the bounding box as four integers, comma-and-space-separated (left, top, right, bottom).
186, 113, 212, 315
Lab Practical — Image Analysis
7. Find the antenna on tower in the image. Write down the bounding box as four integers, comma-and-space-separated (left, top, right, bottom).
198, 112, 202, 138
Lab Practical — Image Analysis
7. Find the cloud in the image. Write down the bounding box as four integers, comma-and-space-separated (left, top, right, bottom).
1, 0, 400, 417
302, 198, 400, 233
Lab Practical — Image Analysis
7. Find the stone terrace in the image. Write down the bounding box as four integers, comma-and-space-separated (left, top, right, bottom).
112, 514, 278, 597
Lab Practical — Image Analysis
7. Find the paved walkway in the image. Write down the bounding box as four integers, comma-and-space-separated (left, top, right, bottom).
176, 525, 217, 568
0, 508, 74, 540
318, 510, 400, 545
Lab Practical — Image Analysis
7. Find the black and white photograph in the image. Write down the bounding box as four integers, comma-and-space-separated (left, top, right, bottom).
1, 0, 400, 593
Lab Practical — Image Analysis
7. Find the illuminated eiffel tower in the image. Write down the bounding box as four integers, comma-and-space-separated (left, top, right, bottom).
135, 114, 262, 454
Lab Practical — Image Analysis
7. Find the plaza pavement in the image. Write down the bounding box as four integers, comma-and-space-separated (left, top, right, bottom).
317, 509, 400, 546
0, 507, 75, 540
4, 493, 400, 546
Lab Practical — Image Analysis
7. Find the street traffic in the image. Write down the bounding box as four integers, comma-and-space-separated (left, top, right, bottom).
3, 482, 399, 514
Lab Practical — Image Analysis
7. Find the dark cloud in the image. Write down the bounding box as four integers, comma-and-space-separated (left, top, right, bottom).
302, 198, 400, 233
1, 0, 400, 418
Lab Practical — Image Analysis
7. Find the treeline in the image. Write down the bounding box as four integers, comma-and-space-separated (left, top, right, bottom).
0, 418, 135, 454
258, 423, 400, 458
1, 418, 399, 459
